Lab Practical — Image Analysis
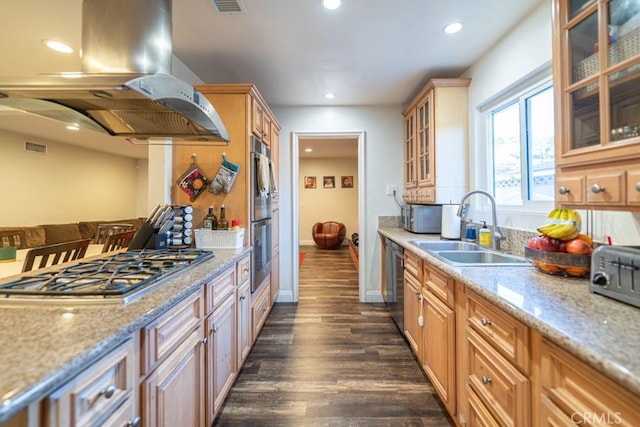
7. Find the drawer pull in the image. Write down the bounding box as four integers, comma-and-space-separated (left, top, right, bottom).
201, 337, 208, 345
480, 318, 492, 326
99, 385, 117, 399
481, 375, 492, 385
127, 416, 142, 427
636, 182, 640, 192
558, 186, 570, 195
591, 183, 605, 193
240, 295, 246, 301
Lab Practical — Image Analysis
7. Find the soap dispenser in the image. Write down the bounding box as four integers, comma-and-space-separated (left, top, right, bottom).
479, 221, 491, 247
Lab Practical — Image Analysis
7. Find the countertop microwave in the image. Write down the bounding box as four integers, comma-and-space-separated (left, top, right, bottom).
401, 204, 442, 234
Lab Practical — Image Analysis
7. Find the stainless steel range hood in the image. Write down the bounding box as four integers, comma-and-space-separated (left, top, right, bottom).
0, 0, 229, 143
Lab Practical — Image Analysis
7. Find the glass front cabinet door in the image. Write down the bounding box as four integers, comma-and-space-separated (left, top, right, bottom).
553, 0, 640, 208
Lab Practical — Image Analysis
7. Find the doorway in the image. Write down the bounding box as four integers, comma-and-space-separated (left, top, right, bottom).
291, 131, 366, 303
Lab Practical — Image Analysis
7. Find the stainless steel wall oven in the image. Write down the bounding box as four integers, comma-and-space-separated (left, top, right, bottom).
250, 137, 273, 292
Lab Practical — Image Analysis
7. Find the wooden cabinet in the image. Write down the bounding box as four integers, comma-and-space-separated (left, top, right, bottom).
401, 78, 470, 204
457, 289, 531, 427
42, 339, 138, 427
402, 250, 423, 356
252, 95, 272, 146
252, 280, 271, 342
536, 335, 640, 427
236, 280, 252, 366
552, 0, 640, 210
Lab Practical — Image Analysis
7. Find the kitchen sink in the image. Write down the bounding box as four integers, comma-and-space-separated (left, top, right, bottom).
408, 239, 530, 267
434, 250, 530, 266
409, 240, 487, 252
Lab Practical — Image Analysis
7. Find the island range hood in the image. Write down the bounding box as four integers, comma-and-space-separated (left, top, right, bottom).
0, 0, 229, 143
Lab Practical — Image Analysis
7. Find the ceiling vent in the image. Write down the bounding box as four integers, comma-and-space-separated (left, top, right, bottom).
212, 0, 246, 13
24, 141, 47, 154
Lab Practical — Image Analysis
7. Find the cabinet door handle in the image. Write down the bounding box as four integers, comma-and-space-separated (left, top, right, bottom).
480, 318, 492, 326
240, 295, 246, 301
481, 375, 492, 385
591, 184, 606, 193
213, 325, 219, 333
201, 337, 208, 345
127, 416, 142, 427
558, 186, 570, 195
635, 182, 640, 192
99, 385, 117, 399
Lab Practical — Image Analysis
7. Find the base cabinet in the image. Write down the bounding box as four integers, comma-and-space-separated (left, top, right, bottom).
236, 280, 252, 367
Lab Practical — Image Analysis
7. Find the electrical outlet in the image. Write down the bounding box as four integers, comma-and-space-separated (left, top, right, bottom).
386, 184, 397, 196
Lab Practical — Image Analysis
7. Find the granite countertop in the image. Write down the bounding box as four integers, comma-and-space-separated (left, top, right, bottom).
379, 228, 640, 397
0, 247, 251, 424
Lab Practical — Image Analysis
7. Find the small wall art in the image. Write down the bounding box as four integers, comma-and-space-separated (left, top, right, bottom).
341, 176, 353, 188
323, 176, 335, 188
304, 176, 317, 189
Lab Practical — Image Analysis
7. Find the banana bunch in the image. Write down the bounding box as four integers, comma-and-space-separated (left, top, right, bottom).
537, 208, 582, 240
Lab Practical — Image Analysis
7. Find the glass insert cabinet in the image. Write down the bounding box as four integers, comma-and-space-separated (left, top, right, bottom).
553, 0, 640, 209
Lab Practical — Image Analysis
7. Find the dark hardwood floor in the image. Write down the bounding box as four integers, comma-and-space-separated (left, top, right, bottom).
213, 245, 454, 426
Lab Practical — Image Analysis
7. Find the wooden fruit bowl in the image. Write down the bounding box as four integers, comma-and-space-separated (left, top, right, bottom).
524, 246, 591, 278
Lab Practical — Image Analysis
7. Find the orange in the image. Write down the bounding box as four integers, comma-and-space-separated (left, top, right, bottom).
575, 234, 593, 247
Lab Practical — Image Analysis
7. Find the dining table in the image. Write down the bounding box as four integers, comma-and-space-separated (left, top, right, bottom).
0, 244, 105, 280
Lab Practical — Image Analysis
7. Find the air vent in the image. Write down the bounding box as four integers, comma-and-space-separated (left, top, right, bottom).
211, 0, 246, 13
24, 141, 48, 154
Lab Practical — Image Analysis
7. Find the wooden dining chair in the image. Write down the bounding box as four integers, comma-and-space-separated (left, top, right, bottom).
0, 229, 28, 249
22, 239, 91, 273
93, 223, 134, 244
101, 229, 136, 253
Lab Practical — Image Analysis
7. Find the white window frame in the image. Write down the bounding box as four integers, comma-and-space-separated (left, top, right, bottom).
477, 68, 555, 216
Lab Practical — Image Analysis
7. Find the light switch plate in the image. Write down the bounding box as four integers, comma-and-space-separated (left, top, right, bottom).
386, 184, 397, 196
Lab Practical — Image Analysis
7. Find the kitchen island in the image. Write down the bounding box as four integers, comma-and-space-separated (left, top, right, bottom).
0, 247, 251, 425
380, 228, 640, 425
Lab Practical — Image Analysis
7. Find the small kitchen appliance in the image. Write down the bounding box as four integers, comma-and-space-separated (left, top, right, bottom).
402, 204, 442, 234
589, 245, 640, 308
0, 249, 213, 304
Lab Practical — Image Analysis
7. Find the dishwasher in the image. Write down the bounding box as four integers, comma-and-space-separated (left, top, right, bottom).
385, 239, 404, 333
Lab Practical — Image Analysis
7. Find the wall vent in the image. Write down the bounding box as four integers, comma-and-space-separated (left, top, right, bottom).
211, 0, 246, 13
24, 141, 48, 154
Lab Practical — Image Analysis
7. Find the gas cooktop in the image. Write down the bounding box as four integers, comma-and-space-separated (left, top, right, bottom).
0, 249, 214, 304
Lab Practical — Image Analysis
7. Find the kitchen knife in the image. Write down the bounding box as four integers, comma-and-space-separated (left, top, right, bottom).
154, 206, 174, 228
147, 204, 161, 224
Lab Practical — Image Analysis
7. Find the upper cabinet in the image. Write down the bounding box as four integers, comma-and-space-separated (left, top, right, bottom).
553, 0, 640, 209
402, 78, 470, 204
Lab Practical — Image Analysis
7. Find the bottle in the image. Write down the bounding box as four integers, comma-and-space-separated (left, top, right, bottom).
217, 205, 229, 230
464, 220, 476, 242
203, 206, 217, 230
479, 221, 491, 247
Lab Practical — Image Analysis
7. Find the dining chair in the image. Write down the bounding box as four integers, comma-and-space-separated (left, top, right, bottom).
101, 229, 136, 253
0, 229, 27, 249
22, 239, 91, 273
93, 223, 134, 244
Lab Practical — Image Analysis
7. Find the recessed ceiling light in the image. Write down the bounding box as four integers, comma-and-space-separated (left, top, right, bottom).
305, 148, 313, 152
43, 39, 73, 53
443, 22, 463, 34
323, 0, 341, 10
325, 92, 336, 99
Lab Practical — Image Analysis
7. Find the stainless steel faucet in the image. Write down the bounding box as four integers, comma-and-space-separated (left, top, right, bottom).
456, 190, 505, 250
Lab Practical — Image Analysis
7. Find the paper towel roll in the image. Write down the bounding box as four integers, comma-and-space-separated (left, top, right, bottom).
441, 204, 461, 239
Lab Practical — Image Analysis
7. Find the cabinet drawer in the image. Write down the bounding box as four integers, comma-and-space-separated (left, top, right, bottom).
466, 384, 500, 427
555, 175, 585, 205
586, 171, 625, 205
142, 290, 203, 375
466, 291, 529, 373
43, 339, 135, 427
403, 250, 422, 281
626, 169, 640, 205
204, 267, 236, 315
423, 263, 454, 308
538, 394, 576, 427
236, 255, 251, 285
99, 394, 139, 427
540, 338, 640, 426
466, 327, 530, 427
252, 283, 271, 341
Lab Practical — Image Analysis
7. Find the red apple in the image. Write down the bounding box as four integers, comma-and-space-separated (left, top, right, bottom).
527, 237, 540, 249
565, 238, 593, 255
537, 236, 561, 252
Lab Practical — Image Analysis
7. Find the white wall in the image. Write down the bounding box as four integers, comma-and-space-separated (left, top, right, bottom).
273, 106, 403, 303
0, 130, 141, 225
299, 157, 358, 244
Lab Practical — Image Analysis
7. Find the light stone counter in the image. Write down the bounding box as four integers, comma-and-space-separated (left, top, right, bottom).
0, 247, 251, 424
379, 228, 640, 397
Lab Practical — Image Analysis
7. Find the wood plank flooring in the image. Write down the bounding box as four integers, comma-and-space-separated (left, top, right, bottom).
213, 245, 454, 426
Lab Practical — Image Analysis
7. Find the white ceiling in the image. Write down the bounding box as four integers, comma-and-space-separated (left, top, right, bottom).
0, 0, 544, 159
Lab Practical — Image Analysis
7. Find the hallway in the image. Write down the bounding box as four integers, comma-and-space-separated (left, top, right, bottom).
213, 245, 454, 426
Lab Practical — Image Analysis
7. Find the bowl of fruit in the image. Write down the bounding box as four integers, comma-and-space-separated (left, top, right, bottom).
525, 208, 593, 278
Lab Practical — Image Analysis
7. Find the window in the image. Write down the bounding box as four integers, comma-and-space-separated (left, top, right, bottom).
489, 81, 555, 206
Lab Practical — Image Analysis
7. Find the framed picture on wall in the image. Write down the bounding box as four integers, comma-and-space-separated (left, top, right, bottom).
341, 176, 353, 188
323, 176, 335, 188
304, 176, 317, 189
